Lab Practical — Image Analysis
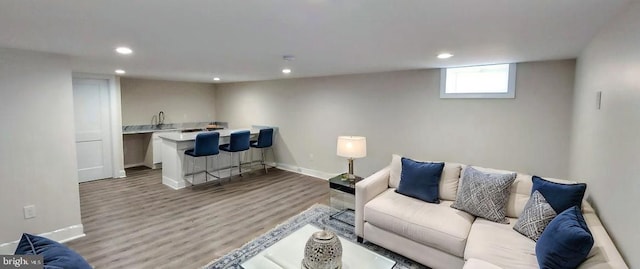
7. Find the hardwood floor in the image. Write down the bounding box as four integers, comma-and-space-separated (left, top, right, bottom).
66, 167, 329, 268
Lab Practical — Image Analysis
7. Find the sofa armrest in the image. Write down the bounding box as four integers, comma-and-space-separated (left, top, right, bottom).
355, 166, 390, 237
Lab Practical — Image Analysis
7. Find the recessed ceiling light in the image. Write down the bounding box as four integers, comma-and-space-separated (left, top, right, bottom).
115, 69, 126, 74
213, 77, 221, 81
437, 53, 454, 59
115, 47, 133, 55
282, 68, 292, 74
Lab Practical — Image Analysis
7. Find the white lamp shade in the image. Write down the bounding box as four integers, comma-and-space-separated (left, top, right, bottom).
337, 136, 367, 159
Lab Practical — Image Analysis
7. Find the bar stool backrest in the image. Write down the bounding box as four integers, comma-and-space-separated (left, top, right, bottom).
229, 130, 250, 152
255, 128, 274, 148
193, 132, 220, 156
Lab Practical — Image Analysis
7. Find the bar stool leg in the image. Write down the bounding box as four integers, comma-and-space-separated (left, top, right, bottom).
238, 151, 243, 177
248, 148, 255, 171
205, 156, 209, 182
190, 156, 195, 186
261, 148, 267, 174
227, 152, 233, 183
216, 155, 222, 185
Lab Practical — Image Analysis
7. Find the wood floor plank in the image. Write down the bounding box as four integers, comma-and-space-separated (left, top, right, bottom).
66, 168, 329, 268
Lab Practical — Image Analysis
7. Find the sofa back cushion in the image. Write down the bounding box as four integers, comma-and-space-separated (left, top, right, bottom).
440, 162, 463, 201
389, 154, 402, 188
389, 154, 462, 201
506, 173, 535, 218
392, 156, 584, 218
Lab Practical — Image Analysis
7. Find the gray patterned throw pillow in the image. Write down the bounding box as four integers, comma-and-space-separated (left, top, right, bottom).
451, 166, 516, 224
513, 190, 557, 241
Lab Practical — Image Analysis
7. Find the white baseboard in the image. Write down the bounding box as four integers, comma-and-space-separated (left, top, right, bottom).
162, 176, 186, 190
124, 163, 144, 169
0, 224, 85, 254
274, 163, 336, 180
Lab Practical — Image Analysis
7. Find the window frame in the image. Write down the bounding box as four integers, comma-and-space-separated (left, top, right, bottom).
440, 63, 517, 99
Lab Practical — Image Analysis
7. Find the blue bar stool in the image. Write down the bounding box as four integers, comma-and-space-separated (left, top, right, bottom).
184, 132, 220, 186
218, 130, 250, 180
250, 128, 274, 173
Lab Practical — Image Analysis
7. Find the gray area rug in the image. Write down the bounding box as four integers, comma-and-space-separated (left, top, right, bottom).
205, 204, 429, 269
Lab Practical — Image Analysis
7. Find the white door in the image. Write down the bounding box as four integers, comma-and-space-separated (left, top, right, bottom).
73, 78, 113, 182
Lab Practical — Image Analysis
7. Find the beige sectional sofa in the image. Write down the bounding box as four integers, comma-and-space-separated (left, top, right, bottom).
355, 155, 628, 269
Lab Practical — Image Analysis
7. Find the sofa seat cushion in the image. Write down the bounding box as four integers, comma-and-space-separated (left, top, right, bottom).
467, 212, 626, 269
465, 218, 538, 269
364, 189, 475, 257
577, 212, 628, 268
463, 258, 503, 269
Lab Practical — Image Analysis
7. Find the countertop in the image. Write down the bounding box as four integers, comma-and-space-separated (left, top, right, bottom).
157, 128, 260, 142
122, 122, 226, 134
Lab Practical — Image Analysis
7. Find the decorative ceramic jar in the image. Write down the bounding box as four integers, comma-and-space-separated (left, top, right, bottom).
302, 229, 342, 269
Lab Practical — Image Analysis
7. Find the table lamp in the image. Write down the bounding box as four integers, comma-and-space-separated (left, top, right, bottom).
337, 136, 367, 180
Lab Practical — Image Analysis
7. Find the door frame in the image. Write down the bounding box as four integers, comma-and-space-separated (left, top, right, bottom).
72, 73, 126, 179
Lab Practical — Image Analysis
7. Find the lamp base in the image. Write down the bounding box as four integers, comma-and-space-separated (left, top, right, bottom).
341, 173, 356, 181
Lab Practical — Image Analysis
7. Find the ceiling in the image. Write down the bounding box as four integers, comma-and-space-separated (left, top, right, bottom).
0, 0, 630, 83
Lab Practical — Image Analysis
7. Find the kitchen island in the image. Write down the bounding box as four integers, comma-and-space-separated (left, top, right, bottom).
158, 128, 260, 189
121, 122, 227, 169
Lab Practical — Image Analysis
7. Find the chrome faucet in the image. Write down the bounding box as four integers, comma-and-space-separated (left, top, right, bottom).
158, 111, 165, 125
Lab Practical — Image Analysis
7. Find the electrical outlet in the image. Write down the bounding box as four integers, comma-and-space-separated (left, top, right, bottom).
309, 153, 314, 161
23, 205, 36, 219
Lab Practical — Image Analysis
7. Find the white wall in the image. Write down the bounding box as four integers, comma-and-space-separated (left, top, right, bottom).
120, 78, 216, 125
570, 2, 640, 267
215, 60, 575, 179
0, 48, 83, 247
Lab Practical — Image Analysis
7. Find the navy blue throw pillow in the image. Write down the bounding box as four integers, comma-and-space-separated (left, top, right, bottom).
536, 206, 594, 269
14, 233, 91, 269
395, 158, 444, 203
532, 176, 586, 213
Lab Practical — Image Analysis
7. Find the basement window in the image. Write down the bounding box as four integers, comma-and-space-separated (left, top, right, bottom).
440, 63, 516, 99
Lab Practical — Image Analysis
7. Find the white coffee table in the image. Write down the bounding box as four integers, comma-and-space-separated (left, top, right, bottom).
241, 224, 396, 269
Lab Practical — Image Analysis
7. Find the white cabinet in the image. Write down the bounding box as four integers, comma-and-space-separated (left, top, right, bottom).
152, 132, 163, 164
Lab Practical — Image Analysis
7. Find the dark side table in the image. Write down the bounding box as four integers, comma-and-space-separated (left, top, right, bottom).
329, 173, 363, 226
